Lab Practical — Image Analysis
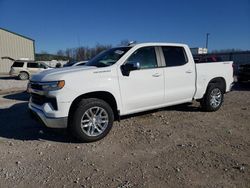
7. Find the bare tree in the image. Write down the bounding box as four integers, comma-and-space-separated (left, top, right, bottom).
65, 48, 75, 60
211, 48, 243, 53
76, 47, 86, 61
57, 50, 64, 56
56, 43, 112, 61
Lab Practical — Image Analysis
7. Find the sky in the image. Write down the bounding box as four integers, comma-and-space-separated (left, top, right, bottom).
0, 0, 249, 53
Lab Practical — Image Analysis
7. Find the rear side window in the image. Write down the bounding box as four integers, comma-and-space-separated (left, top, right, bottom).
27, 63, 39, 68
126, 47, 158, 69
12, 62, 24, 67
162, 47, 188, 67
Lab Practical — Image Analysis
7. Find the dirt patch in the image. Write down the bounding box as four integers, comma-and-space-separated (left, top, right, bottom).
0, 84, 249, 188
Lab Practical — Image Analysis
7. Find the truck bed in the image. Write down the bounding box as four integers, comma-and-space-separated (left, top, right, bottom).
194, 61, 234, 99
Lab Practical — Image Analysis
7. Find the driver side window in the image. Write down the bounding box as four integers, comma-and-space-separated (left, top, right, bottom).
126, 47, 158, 69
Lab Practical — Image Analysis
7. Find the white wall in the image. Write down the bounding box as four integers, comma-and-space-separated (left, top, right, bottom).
0, 29, 35, 73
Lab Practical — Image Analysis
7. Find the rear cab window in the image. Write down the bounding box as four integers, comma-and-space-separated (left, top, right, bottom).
12, 61, 24, 67
161, 46, 188, 67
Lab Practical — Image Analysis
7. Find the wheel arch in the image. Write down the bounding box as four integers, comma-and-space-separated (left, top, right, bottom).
200, 77, 226, 111
207, 77, 226, 93
68, 91, 119, 122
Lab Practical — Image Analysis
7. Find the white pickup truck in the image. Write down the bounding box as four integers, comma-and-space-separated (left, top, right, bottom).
28, 43, 234, 142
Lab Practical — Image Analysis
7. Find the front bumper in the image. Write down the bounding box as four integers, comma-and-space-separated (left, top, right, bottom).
29, 103, 68, 128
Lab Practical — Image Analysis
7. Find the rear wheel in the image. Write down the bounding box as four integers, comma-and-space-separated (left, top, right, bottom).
69, 98, 114, 142
200, 84, 224, 112
18, 72, 29, 80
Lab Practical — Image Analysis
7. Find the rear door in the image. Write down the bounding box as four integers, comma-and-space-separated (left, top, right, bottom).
10, 61, 24, 75
119, 46, 165, 114
160, 46, 196, 104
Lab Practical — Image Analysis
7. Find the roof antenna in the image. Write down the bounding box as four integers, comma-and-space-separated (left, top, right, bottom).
128, 41, 137, 46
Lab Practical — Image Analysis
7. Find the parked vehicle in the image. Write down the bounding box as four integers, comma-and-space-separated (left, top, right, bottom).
28, 43, 234, 142
10, 60, 50, 80
237, 64, 250, 82
63, 61, 87, 67
193, 55, 222, 63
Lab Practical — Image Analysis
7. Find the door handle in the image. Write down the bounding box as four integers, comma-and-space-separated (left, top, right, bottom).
152, 73, 161, 77
185, 70, 193, 73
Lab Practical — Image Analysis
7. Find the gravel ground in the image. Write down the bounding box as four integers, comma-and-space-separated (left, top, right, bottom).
0, 83, 249, 188
0, 76, 28, 93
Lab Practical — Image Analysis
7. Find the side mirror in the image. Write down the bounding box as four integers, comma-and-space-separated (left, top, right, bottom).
121, 61, 140, 76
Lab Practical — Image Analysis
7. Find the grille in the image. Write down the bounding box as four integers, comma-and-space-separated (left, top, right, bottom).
31, 93, 44, 105
30, 82, 43, 90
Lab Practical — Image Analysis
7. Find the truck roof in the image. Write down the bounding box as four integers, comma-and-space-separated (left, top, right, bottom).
126, 42, 188, 48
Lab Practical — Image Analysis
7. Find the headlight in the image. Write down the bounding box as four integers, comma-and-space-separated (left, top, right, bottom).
40, 80, 65, 91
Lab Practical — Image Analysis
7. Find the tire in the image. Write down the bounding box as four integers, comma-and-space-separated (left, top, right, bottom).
200, 84, 224, 112
69, 98, 114, 142
18, 72, 29, 80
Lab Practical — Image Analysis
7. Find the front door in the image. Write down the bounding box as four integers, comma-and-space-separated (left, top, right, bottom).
119, 46, 165, 114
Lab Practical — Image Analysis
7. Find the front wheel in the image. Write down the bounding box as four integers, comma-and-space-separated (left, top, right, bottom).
69, 98, 114, 142
200, 84, 224, 112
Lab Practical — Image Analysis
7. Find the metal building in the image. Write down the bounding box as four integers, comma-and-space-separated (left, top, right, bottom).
0, 28, 35, 73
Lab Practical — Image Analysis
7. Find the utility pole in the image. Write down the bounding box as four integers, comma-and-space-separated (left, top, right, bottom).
206, 33, 210, 49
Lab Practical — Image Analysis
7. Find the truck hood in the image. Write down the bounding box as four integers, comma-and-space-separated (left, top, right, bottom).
31, 66, 97, 81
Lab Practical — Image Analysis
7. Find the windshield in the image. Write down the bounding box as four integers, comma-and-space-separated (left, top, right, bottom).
85, 47, 131, 67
